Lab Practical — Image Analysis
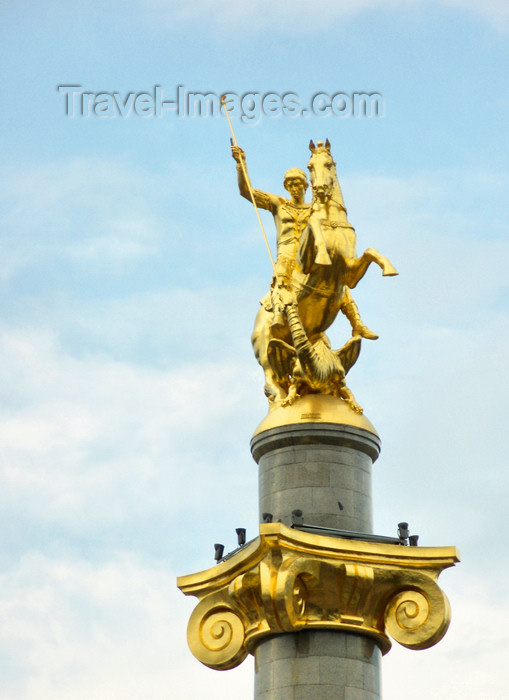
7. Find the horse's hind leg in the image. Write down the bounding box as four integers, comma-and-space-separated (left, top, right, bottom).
263, 368, 288, 406
252, 307, 290, 407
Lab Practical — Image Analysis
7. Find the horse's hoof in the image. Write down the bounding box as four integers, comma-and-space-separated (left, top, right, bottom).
314, 251, 332, 266
382, 263, 398, 276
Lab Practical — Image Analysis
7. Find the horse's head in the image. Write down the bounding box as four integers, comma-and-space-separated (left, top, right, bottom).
308, 139, 336, 203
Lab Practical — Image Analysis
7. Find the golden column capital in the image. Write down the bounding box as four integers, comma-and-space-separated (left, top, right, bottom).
177, 524, 459, 671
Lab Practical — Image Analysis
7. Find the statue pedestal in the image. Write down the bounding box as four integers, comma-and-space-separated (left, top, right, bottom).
252, 397, 380, 534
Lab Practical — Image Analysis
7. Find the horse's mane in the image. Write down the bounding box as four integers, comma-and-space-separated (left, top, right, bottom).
329, 162, 347, 214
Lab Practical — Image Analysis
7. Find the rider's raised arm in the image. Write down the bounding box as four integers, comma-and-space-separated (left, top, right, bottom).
231, 145, 279, 213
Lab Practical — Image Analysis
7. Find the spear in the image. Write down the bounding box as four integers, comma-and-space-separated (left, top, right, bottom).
221, 95, 275, 270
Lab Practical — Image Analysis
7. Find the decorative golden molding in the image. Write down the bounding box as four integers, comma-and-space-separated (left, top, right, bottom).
177, 523, 459, 671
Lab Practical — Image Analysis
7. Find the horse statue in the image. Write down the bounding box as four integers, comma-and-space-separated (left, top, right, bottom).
251, 139, 397, 412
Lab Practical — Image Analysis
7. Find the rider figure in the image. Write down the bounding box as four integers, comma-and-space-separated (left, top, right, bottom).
231, 144, 378, 339
232, 145, 311, 327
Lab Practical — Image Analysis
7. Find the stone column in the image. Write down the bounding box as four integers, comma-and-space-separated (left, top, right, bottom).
254, 632, 380, 700
252, 423, 380, 533
250, 398, 381, 700
177, 395, 458, 696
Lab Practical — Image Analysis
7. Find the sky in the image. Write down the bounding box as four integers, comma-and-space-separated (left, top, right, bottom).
0, 1, 508, 698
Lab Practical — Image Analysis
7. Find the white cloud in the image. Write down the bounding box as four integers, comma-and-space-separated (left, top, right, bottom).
441, 0, 509, 29
26, 281, 265, 368
142, 0, 509, 33
0, 158, 170, 280
0, 321, 260, 536
0, 552, 253, 700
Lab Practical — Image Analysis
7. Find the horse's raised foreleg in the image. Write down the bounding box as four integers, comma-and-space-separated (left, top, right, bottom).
345, 248, 398, 288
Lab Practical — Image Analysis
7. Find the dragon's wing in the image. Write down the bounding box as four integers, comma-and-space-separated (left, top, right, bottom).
267, 339, 296, 383
336, 335, 362, 376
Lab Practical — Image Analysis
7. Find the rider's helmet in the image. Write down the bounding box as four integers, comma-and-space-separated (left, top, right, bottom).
283, 168, 308, 190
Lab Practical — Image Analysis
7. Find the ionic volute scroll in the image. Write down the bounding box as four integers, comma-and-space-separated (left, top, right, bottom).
383, 576, 451, 651
273, 556, 323, 631
186, 593, 248, 671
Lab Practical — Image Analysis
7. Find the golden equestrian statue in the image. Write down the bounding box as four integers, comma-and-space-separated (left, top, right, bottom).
231, 139, 397, 414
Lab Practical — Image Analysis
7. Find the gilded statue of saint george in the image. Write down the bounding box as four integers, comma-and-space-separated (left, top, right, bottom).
230, 140, 397, 413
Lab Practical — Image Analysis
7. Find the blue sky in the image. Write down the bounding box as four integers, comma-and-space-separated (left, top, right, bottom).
1, 1, 508, 698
